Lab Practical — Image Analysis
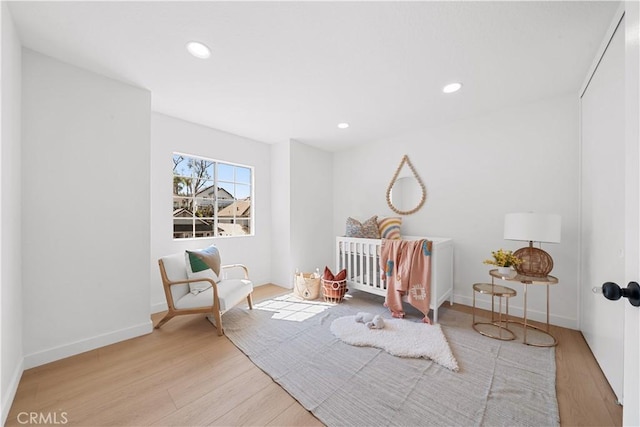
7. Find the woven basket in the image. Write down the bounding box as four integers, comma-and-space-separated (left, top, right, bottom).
294, 273, 321, 300
322, 279, 348, 303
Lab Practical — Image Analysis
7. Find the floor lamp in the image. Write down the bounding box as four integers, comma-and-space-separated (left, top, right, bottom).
504, 213, 561, 277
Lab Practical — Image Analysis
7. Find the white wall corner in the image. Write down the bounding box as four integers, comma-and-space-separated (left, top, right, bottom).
151, 301, 168, 314
269, 141, 292, 287
290, 140, 334, 276
1, 358, 23, 426
1, 2, 23, 423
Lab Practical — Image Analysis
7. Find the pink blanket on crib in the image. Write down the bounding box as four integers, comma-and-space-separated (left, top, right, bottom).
381, 239, 432, 323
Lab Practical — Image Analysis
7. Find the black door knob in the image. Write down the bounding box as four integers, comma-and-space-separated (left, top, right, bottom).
602, 281, 640, 307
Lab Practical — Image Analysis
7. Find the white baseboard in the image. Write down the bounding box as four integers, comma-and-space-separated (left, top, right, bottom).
453, 293, 578, 330
151, 301, 168, 314
2, 357, 24, 426
23, 320, 153, 369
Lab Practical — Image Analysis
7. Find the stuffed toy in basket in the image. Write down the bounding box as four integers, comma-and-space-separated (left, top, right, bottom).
322, 266, 348, 303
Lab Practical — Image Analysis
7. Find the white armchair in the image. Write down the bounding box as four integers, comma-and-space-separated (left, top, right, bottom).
155, 248, 253, 335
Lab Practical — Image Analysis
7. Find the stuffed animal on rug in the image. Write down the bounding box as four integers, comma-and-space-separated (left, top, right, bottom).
355, 312, 385, 329
355, 312, 375, 324
366, 315, 385, 329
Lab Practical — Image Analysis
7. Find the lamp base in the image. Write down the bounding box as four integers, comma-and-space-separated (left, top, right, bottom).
514, 246, 554, 277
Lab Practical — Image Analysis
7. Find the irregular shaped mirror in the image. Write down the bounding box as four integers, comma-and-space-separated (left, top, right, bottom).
386, 155, 426, 215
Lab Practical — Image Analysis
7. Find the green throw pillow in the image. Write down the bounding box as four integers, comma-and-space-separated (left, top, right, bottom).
186, 245, 221, 276
185, 246, 221, 295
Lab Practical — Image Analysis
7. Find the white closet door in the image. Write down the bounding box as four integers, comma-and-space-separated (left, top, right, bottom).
580, 16, 625, 402
623, 1, 640, 423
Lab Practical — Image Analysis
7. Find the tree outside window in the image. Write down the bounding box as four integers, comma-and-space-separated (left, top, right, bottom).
173, 153, 253, 239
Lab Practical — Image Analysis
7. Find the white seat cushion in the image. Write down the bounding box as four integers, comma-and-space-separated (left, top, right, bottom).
217, 279, 253, 311
175, 287, 214, 310
186, 268, 216, 295
175, 278, 253, 311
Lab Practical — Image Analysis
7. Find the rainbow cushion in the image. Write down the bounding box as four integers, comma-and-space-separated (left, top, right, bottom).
378, 217, 402, 240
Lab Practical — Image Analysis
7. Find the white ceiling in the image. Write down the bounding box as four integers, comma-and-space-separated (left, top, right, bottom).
8, 1, 619, 152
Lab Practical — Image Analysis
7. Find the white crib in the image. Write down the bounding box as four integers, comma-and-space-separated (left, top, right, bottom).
335, 235, 454, 323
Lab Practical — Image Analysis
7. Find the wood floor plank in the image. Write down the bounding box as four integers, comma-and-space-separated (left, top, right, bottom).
19, 348, 101, 385
6, 284, 623, 427
266, 401, 323, 427
71, 388, 177, 426
555, 327, 616, 426
570, 330, 622, 425
23, 334, 216, 410
167, 353, 255, 409
47, 354, 211, 426
152, 365, 273, 426
209, 381, 299, 426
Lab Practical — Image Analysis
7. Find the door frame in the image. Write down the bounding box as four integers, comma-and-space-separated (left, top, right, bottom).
623, 1, 640, 424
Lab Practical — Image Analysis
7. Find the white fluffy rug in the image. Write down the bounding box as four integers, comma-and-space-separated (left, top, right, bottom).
330, 315, 459, 371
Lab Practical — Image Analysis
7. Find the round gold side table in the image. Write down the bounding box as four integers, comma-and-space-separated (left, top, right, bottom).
488, 269, 558, 347
472, 282, 517, 341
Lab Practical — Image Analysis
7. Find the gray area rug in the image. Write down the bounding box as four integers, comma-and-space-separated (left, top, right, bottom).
223, 291, 559, 427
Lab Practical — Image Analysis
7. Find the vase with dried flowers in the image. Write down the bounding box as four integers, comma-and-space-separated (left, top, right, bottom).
483, 249, 523, 276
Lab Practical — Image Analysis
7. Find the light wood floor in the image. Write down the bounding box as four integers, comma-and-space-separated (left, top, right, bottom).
7, 284, 622, 426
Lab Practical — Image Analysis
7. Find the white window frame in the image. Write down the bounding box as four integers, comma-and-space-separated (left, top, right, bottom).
172, 152, 254, 240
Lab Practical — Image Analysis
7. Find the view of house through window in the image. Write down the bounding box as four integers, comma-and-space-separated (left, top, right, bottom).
173, 153, 253, 239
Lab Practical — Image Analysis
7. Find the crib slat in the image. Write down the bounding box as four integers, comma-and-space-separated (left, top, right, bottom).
360, 242, 364, 283
373, 243, 378, 288
347, 242, 353, 281
337, 240, 341, 273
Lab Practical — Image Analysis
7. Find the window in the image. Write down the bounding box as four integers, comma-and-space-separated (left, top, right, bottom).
173, 153, 253, 239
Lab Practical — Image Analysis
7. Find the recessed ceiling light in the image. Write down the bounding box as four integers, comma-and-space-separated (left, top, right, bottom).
186, 41, 211, 59
443, 82, 462, 93
337, 123, 350, 129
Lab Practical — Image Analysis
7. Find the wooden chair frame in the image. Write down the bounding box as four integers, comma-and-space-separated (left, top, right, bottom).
155, 260, 253, 336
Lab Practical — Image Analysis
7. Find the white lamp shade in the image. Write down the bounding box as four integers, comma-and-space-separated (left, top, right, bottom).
504, 213, 561, 244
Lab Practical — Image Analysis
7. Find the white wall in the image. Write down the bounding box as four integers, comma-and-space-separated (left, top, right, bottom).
270, 141, 292, 287
269, 140, 334, 288
333, 94, 580, 329
21, 50, 152, 368
1, 3, 23, 423
290, 140, 334, 274
150, 113, 272, 311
